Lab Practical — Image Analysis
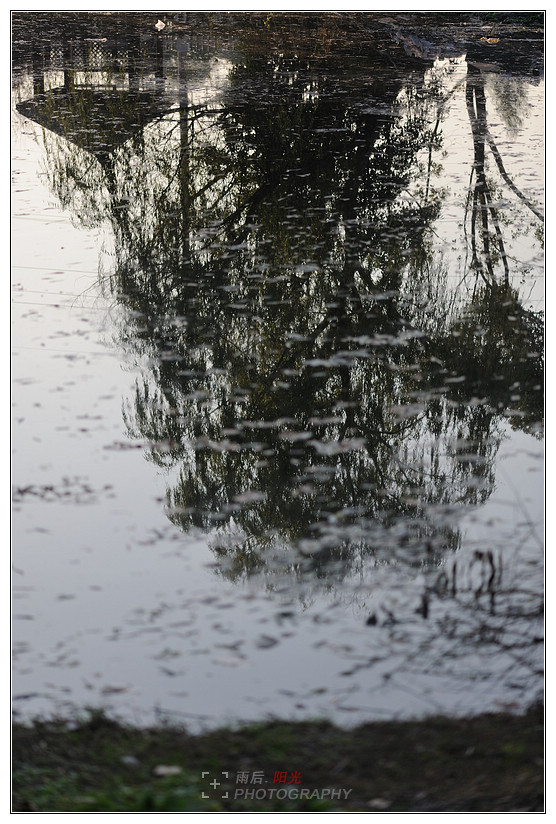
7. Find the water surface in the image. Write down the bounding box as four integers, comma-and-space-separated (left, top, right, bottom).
12, 12, 544, 729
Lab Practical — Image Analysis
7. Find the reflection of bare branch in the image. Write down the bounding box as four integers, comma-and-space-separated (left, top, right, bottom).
470, 186, 489, 283
486, 131, 544, 222
484, 185, 510, 285
152, 115, 218, 205
224, 177, 280, 227
424, 110, 441, 202
478, 188, 495, 281
464, 66, 515, 286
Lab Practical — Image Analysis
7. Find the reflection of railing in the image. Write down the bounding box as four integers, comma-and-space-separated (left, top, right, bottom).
17, 29, 176, 159
15, 19, 233, 161
28, 31, 163, 96
47, 38, 140, 72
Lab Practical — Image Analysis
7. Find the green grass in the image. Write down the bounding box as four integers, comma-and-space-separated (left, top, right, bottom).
12, 703, 544, 812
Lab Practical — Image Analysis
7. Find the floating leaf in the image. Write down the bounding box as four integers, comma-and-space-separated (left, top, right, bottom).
368, 798, 391, 810
256, 634, 279, 649
153, 765, 182, 777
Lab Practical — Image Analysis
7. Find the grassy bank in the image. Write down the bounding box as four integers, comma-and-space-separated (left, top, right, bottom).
12, 704, 543, 812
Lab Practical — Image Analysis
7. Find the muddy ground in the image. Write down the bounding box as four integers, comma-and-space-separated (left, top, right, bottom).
12, 703, 544, 812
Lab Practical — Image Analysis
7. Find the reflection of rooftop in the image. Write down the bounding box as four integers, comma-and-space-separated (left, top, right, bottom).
14, 23, 177, 158
13, 23, 230, 158
16, 87, 172, 158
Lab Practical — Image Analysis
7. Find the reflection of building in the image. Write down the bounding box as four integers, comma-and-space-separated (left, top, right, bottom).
17, 89, 172, 163
16, 30, 175, 162
14, 18, 231, 163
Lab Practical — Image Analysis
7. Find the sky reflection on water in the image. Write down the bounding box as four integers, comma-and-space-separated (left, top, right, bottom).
11, 13, 544, 729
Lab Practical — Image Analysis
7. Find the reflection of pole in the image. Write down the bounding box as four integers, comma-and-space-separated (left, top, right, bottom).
32, 46, 44, 96
128, 35, 142, 93
63, 41, 75, 94
178, 45, 191, 258
155, 33, 164, 93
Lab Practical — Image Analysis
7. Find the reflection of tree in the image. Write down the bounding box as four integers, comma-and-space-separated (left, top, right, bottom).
27, 28, 543, 588
109, 56, 503, 581
464, 63, 543, 286
433, 281, 543, 435
102, 55, 457, 575
13, 14, 544, 719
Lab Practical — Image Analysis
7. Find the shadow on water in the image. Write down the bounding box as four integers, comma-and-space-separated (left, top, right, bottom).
12, 12, 544, 719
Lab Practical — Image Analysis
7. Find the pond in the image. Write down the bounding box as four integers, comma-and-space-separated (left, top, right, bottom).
11, 12, 544, 731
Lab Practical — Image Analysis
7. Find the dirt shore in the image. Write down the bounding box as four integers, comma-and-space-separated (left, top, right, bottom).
12, 703, 544, 812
